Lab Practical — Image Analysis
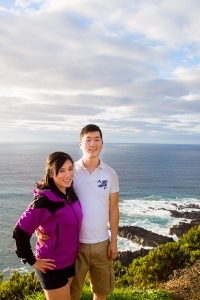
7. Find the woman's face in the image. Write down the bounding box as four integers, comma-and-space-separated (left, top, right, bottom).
52, 159, 74, 194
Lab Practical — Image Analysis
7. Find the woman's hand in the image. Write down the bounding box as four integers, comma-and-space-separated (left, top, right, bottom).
35, 227, 49, 245
32, 258, 56, 274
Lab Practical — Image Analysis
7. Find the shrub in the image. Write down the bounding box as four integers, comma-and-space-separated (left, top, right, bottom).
119, 225, 200, 289
2, 225, 199, 298
0, 274, 3, 284
0, 270, 42, 300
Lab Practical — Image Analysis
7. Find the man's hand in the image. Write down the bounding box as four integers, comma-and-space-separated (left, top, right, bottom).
107, 241, 117, 261
35, 227, 49, 245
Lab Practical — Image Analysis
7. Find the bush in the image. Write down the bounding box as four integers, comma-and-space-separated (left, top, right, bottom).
25, 292, 45, 300
2, 225, 200, 298
0, 274, 3, 284
119, 225, 200, 289
0, 272, 172, 300
0, 270, 42, 300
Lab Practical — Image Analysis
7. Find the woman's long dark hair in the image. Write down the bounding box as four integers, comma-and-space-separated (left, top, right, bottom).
37, 151, 78, 202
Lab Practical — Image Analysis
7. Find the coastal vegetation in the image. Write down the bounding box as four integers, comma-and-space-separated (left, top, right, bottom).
0, 271, 172, 300
1, 225, 200, 299
115, 225, 200, 289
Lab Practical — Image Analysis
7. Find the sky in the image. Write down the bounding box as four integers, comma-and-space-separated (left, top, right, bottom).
0, 0, 200, 144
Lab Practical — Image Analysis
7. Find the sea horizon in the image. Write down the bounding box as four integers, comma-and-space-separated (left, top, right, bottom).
1, 142, 200, 281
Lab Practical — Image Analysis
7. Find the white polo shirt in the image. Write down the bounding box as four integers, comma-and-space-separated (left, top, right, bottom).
73, 158, 119, 244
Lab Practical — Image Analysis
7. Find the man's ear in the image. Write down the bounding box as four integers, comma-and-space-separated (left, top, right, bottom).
79, 141, 82, 148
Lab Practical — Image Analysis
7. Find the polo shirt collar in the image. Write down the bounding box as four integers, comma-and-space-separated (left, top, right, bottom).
78, 158, 105, 170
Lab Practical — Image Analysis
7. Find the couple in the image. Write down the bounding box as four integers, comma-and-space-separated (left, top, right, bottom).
13, 124, 119, 300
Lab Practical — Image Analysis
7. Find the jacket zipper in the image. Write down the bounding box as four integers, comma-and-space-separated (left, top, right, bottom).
54, 222, 59, 250
68, 202, 79, 257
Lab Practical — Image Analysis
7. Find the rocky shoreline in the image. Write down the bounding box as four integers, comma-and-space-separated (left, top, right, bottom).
116, 203, 200, 267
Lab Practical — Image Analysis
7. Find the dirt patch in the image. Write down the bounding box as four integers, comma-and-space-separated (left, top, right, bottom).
160, 260, 200, 300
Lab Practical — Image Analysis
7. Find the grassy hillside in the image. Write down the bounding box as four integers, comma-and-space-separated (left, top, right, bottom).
2, 225, 200, 299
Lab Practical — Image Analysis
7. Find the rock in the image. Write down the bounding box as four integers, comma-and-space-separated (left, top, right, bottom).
115, 248, 150, 267
169, 218, 200, 238
169, 210, 200, 219
171, 203, 200, 210
169, 222, 192, 238
118, 226, 174, 247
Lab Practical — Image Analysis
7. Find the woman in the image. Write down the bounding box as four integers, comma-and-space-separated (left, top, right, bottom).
13, 151, 83, 300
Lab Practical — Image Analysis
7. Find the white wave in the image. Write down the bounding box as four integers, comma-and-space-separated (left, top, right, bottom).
118, 197, 200, 243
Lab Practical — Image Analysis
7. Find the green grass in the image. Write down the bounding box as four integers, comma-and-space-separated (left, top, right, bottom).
25, 293, 45, 300
25, 285, 172, 300
81, 285, 172, 300
0, 270, 172, 300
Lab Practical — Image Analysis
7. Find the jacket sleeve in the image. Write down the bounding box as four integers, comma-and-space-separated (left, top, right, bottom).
13, 225, 36, 265
12, 194, 53, 265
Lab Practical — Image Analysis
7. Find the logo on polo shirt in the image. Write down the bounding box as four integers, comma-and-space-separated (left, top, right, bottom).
97, 180, 108, 189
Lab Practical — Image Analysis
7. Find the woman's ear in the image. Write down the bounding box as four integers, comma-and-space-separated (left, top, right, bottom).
49, 171, 54, 178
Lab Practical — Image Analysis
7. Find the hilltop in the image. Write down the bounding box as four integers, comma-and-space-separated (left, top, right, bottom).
161, 260, 200, 300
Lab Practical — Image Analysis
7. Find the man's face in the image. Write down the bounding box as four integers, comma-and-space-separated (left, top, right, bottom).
79, 131, 103, 158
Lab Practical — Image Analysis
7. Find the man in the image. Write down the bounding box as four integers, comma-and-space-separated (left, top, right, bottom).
37, 124, 119, 300
71, 124, 119, 300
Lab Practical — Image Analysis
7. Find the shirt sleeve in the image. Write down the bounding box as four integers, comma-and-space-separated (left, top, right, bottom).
110, 170, 119, 193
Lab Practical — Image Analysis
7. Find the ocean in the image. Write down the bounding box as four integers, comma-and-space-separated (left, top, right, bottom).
0, 143, 200, 281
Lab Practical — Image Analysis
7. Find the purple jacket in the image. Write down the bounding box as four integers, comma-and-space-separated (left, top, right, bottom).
13, 187, 83, 270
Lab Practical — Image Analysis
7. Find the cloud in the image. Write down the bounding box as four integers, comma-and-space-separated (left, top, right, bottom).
0, 0, 200, 143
